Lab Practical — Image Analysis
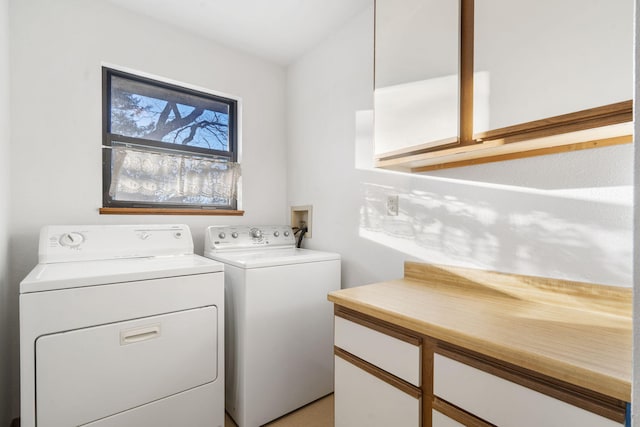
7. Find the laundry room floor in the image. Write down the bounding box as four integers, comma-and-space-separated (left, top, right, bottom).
224, 393, 334, 427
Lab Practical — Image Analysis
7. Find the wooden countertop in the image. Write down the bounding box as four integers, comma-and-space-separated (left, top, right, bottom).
328, 262, 632, 402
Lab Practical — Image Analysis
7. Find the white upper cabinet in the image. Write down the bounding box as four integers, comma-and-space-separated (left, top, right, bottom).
374, 0, 460, 156
374, 0, 633, 172
473, 0, 633, 133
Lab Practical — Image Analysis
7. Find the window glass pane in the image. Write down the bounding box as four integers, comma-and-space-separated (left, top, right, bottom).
110, 75, 231, 152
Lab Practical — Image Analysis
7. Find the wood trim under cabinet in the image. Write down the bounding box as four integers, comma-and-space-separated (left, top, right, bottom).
435, 344, 627, 423
375, 136, 460, 162
334, 306, 422, 346
409, 134, 631, 172
375, 129, 631, 172
432, 397, 496, 427
473, 100, 632, 145
334, 347, 422, 399
374, 102, 632, 173
99, 207, 245, 216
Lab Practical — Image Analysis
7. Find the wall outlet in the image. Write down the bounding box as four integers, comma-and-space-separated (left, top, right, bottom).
386, 195, 399, 216
290, 205, 313, 238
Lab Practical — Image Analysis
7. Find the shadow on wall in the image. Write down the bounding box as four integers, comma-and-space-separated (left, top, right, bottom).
354, 111, 632, 287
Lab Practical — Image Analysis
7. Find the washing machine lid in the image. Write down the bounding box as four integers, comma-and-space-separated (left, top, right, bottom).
204, 225, 340, 268
20, 254, 224, 294
204, 247, 340, 269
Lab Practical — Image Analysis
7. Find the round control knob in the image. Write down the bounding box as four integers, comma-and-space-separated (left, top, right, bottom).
59, 232, 84, 248
218, 232, 226, 239
274, 231, 280, 237
231, 232, 239, 238
250, 228, 263, 239
284, 231, 290, 237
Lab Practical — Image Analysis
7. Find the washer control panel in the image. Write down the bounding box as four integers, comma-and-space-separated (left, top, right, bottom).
206, 225, 295, 252
39, 224, 193, 263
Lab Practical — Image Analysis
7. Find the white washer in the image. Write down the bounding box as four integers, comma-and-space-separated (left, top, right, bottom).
204, 225, 340, 427
20, 224, 225, 427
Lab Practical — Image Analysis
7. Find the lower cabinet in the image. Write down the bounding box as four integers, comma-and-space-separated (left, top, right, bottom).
333, 306, 629, 427
433, 351, 625, 427
333, 309, 422, 427
334, 355, 421, 427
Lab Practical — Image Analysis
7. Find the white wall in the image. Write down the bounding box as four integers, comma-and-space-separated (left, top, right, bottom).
287, 6, 633, 290
0, 0, 10, 424
632, 0, 639, 423
7, 0, 288, 421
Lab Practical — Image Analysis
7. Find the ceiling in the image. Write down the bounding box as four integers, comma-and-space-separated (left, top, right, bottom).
106, 0, 371, 65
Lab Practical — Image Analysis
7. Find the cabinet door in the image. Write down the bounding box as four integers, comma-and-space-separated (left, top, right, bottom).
374, 0, 460, 156
433, 353, 624, 427
432, 411, 465, 427
334, 356, 420, 427
473, 0, 633, 133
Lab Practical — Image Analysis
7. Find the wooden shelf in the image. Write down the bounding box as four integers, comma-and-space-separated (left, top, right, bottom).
375, 121, 632, 173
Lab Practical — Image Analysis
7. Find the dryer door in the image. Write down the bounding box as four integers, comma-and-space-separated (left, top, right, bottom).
35, 306, 217, 427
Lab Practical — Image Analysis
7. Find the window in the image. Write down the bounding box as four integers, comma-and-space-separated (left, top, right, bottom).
102, 67, 241, 212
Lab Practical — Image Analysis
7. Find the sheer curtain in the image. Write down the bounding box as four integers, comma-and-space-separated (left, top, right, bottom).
108, 145, 241, 206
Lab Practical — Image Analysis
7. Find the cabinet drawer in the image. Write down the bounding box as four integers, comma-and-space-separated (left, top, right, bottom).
334, 315, 420, 386
433, 353, 623, 427
335, 356, 420, 427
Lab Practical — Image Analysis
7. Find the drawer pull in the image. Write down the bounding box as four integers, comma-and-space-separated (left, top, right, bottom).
120, 324, 161, 345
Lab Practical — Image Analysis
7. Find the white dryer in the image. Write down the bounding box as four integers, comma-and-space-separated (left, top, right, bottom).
204, 225, 341, 427
20, 224, 225, 427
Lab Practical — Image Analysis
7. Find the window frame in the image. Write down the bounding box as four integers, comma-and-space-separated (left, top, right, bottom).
101, 66, 240, 212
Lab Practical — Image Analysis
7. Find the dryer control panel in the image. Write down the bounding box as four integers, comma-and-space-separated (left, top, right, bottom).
39, 224, 194, 263
206, 225, 296, 252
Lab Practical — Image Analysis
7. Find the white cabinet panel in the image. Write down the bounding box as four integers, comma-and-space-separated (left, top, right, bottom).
474, 0, 633, 131
432, 410, 465, 427
433, 354, 623, 427
36, 306, 217, 427
334, 356, 420, 427
374, 0, 460, 155
334, 316, 420, 386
